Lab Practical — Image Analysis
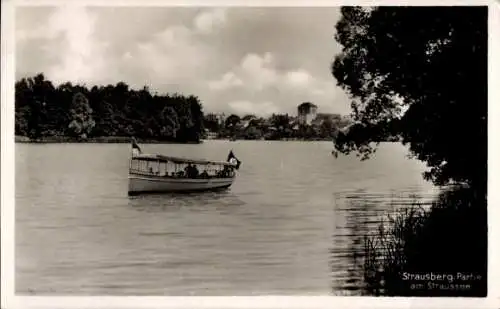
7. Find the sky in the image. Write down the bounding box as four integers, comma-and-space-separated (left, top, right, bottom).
15, 5, 352, 117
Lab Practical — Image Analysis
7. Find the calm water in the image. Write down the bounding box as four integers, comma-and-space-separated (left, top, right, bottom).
16, 140, 437, 295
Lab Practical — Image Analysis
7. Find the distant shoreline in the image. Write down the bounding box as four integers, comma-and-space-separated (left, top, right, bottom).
15, 135, 334, 144
14, 136, 203, 144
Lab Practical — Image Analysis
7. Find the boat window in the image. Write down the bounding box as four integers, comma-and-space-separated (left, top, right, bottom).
130, 159, 235, 178
130, 159, 141, 172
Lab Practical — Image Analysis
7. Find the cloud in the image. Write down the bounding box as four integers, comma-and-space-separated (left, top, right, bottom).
239, 53, 279, 90
209, 52, 316, 92
208, 52, 280, 91
208, 72, 243, 90
106, 9, 229, 89
39, 4, 108, 84
228, 100, 279, 117
193, 8, 227, 34
286, 69, 313, 86
16, 7, 352, 116
204, 50, 350, 116
129, 25, 208, 84
155, 25, 192, 46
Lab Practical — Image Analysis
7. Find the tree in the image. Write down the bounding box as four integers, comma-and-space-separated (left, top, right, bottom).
67, 92, 95, 139
270, 114, 289, 129
270, 114, 292, 138
15, 75, 206, 143
225, 114, 241, 129
331, 7, 487, 188
203, 116, 221, 132
242, 114, 256, 121
160, 106, 180, 139
14, 74, 57, 139
249, 117, 265, 128
186, 95, 204, 142
244, 126, 262, 140
15, 106, 30, 136
94, 100, 117, 136
319, 118, 335, 139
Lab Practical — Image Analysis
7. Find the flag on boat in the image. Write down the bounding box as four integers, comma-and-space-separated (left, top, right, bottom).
131, 137, 142, 156
227, 150, 241, 170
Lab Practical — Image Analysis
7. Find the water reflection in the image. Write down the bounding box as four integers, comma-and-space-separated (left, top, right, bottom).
330, 190, 436, 295
128, 191, 247, 213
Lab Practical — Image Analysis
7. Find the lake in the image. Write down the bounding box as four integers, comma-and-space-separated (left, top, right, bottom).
15, 140, 437, 295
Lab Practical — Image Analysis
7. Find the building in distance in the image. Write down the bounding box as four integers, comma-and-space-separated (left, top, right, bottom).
297, 102, 318, 125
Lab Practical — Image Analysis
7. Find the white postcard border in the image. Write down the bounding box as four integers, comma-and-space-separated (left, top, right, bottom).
2, 0, 499, 308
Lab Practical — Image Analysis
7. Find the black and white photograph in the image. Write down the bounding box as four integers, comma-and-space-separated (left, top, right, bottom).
2, 0, 497, 305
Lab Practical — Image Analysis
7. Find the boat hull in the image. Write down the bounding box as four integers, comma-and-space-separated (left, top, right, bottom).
128, 174, 234, 195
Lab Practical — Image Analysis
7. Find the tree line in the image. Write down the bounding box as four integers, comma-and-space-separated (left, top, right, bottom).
15, 74, 351, 143
15, 73, 204, 143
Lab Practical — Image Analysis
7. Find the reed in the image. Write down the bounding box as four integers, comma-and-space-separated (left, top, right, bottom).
363, 186, 487, 297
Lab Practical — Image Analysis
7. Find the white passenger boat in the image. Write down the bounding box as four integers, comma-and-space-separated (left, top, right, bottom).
128, 138, 241, 195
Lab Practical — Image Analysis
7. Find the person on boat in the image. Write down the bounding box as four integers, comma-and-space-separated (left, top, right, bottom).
184, 164, 193, 178
131, 137, 142, 157
191, 165, 200, 178
200, 170, 209, 178
222, 165, 233, 177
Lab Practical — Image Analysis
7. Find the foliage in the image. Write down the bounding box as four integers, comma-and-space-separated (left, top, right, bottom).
331, 7, 487, 188
242, 114, 256, 121
363, 186, 487, 296
224, 114, 241, 129
14, 73, 349, 143
67, 92, 95, 139
243, 126, 262, 140
203, 117, 221, 133
319, 118, 336, 139
15, 74, 204, 143
203, 112, 351, 141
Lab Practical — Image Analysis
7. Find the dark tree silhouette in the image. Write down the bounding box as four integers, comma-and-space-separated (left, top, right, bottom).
331, 6, 487, 189
15, 74, 205, 143
242, 114, 256, 121
319, 118, 335, 139
270, 114, 292, 138
224, 114, 241, 128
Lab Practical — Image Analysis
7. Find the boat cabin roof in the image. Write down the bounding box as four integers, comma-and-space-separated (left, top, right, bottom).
132, 153, 235, 167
